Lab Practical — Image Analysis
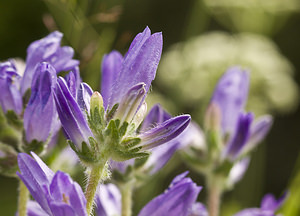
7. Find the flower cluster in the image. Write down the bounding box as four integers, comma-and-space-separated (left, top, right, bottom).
0, 27, 286, 216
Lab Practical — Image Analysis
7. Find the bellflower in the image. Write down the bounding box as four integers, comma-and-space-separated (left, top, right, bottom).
54, 27, 190, 165
23, 62, 58, 143
21, 31, 79, 95
209, 67, 273, 160
0, 60, 22, 115
96, 172, 204, 216
234, 193, 287, 216
17, 152, 87, 216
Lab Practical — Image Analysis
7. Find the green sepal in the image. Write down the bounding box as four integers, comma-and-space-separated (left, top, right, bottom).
0, 124, 21, 148
121, 137, 141, 148
6, 110, 23, 129
106, 103, 119, 122
0, 142, 18, 177
112, 165, 134, 183
134, 154, 150, 169
22, 139, 45, 155
213, 160, 234, 177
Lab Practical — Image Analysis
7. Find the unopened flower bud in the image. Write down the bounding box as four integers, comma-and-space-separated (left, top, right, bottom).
90, 91, 104, 117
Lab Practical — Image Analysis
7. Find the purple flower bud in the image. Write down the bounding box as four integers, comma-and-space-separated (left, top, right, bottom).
54, 77, 93, 150
21, 31, 79, 95
23, 62, 58, 143
114, 83, 146, 123
102, 27, 163, 110
138, 172, 202, 216
223, 112, 254, 160
0, 61, 22, 115
234, 192, 287, 216
17, 152, 87, 216
95, 184, 122, 216
138, 114, 191, 150
211, 67, 249, 134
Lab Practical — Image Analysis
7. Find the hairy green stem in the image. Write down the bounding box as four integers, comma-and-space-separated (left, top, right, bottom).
120, 182, 133, 216
85, 163, 106, 216
18, 179, 29, 216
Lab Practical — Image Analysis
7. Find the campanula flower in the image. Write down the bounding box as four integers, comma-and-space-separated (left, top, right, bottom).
96, 172, 203, 216
21, 31, 79, 95
234, 193, 287, 216
54, 27, 190, 165
0, 60, 22, 115
209, 67, 273, 160
23, 62, 58, 143
17, 152, 87, 216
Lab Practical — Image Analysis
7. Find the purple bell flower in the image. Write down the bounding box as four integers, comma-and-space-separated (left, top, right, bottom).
17, 152, 87, 216
96, 172, 203, 216
0, 60, 22, 115
21, 31, 79, 95
101, 27, 162, 119
54, 77, 94, 150
23, 62, 58, 143
209, 67, 273, 160
138, 171, 202, 216
234, 193, 287, 216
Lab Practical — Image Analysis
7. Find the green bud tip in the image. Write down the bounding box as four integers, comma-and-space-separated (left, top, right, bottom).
204, 102, 221, 131
90, 91, 104, 113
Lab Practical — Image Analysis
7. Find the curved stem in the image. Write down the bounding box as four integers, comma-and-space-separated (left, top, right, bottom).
85, 163, 106, 216
120, 182, 133, 216
18, 179, 29, 216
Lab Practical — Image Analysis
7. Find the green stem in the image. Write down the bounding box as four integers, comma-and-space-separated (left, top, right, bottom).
207, 178, 222, 216
85, 163, 106, 216
120, 182, 133, 216
18, 179, 29, 216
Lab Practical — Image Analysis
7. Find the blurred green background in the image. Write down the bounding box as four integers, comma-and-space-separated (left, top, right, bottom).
0, 0, 300, 215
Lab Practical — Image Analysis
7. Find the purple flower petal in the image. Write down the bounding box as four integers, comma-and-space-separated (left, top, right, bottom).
243, 115, 273, 153
0, 61, 23, 114
228, 157, 250, 186
17, 152, 87, 216
17, 152, 54, 214
21, 31, 79, 95
223, 112, 254, 160
23, 62, 57, 143
77, 82, 93, 113
49, 171, 87, 216
138, 115, 191, 150
101, 51, 123, 109
234, 193, 287, 216
96, 184, 122, 216
261, 192, 287, 212
26, 200, 49, 216
54, 77, 93, 149
140, 104, 171, 132
114, 82, 146, 123
187, 202, 208, 216
211, 67, 249, 134
108, 27, 163, 109
138, 171, 201, 216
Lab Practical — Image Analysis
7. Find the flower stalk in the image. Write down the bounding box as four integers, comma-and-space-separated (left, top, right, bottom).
85, 163, 107, 216
207, 177, 222, 216
120, 181, 134, 216
18, 179, 29, 216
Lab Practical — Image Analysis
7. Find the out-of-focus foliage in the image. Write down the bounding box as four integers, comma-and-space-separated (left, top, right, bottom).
281, 155, 300, 215
203, 0, 300, 35
156, 32, 299, 121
